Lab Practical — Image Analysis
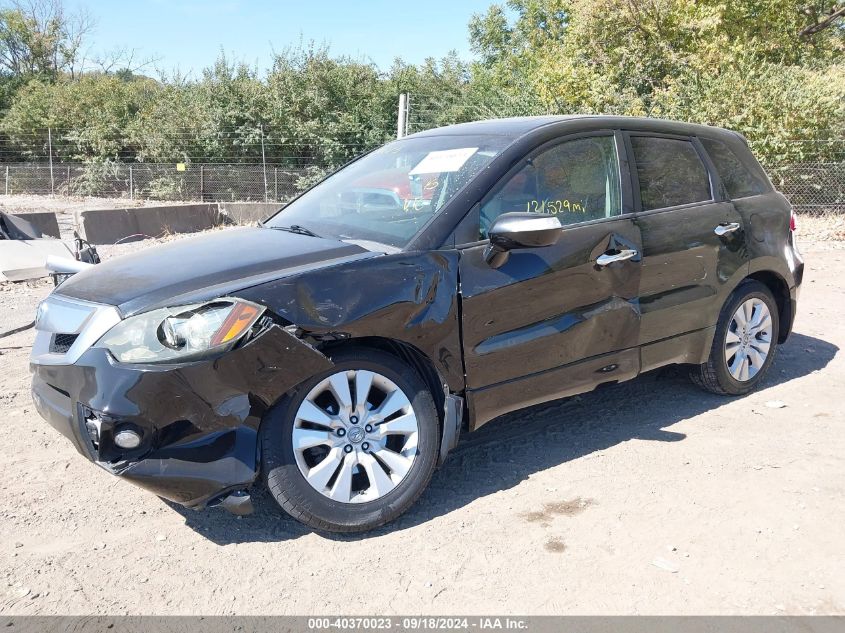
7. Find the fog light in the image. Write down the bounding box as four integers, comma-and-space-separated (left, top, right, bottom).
84, 418, 100, 444
114, 429, 142, 449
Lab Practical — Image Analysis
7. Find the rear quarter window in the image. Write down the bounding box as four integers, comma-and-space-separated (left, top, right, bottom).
630, 136, 712, 211
701, 137, 768, 199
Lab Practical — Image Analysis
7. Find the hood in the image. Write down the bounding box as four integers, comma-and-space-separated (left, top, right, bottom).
55, 227, 378, 316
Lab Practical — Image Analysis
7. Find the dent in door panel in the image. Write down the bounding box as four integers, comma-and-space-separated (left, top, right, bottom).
466, 347, 641, 429
636, 202, 745, 343
475, 295, 638, 356
460, 223, 642, 390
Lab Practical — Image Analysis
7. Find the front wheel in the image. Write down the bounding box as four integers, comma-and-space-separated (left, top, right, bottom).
691, 280, 779, 396
261, 347, 439, 532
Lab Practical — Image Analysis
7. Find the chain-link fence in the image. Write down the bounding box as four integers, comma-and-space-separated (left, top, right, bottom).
767, 162, 845, 214
0, 162, 325, 203
0, 154, 845, 214
1, 158, 844, 214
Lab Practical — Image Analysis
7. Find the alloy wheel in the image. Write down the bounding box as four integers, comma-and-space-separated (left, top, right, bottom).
291, 369, 419, 503
725, 298, 773, 382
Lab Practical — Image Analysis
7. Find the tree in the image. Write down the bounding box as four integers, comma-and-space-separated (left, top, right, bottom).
800, 1, 845, 37
1, 73, 155, 161
263, 44, 394, 167
0, 0, 93, 79
468, 0, 845, 162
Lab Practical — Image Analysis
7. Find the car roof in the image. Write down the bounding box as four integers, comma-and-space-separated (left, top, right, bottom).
408, 115, 744, 143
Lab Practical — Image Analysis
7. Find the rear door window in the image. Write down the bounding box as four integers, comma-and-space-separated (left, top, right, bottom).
630, 136, 712, 211
701, 137, 767, 199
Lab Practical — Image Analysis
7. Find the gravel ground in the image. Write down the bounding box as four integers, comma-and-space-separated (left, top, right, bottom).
0, 211, 843, 614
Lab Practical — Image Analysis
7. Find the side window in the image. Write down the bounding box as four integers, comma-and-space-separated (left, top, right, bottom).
630, 136, 711, 211
701, 137, 767, 199
479, 136, 622, 239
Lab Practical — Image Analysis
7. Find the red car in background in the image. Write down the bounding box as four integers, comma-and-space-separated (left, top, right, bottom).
340, 168, 439, 215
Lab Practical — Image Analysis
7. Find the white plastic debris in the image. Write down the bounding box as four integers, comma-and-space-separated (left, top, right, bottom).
651, 557, 679, 573
765, 400, 787, 409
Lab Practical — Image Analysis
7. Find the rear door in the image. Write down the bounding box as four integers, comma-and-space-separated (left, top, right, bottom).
457, 132, 643, 423
626, 133, 746, 346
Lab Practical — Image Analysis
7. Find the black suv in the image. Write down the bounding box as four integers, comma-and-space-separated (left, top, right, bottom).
30, 116, 803, 532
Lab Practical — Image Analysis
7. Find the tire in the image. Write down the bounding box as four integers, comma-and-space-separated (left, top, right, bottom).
261, 346, 440, 533
691, 280, 779, 396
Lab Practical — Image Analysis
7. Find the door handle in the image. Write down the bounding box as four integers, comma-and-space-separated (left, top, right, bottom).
596, 248, 638, 267
714, 222, 741, 237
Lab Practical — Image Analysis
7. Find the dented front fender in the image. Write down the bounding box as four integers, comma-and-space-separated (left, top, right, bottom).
233, 251, 464, 393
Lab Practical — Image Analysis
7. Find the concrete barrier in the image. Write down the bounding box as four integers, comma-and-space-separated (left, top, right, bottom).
10, 212, 61, 239
218, 202, 284, 225
76, 204, 232, 245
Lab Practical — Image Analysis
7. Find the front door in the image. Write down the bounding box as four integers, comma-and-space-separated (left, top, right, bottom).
457, 133, 643, 426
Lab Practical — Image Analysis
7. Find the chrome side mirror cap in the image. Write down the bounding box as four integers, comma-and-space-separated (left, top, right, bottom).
484, 212, 562, 268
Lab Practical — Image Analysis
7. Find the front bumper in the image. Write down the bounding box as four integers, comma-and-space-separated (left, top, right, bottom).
30, 325, 332, 508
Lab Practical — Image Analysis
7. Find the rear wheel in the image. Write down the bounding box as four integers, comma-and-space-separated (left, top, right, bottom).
691, 280, 779, 395
261, 347, 439, 532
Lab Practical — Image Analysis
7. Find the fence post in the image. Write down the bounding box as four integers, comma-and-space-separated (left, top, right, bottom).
4, 165, 8, 195
66, 166, 70, 196
200, 165, 204, 201
129, 165, 134, 200
397, 93, 408, 139
48, 127, 55, 195
274, 167, 278, 201
260, 125, 268, 202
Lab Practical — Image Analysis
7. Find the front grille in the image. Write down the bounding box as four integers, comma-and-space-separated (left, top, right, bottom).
50, 333, 79, 354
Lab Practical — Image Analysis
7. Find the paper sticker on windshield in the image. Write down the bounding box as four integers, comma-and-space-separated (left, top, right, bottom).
409, 147, 478, 175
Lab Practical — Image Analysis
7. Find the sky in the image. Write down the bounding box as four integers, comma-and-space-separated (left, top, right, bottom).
62, 0, 495, 77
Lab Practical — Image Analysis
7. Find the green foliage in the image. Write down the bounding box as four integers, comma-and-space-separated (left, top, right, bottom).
294, 165, 332, 191
263, 44, 394, 165
0, 44, 480, 168
144, 173, 187, 201
1, 73, 154, 160
0, 0, 842, 173
0, 0, 90, 79
69, 159, 123, 196
656, 58, 845, 164
468, 0, 844, 163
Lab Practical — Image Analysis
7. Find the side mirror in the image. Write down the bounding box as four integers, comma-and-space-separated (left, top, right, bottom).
484, 212, 562, 268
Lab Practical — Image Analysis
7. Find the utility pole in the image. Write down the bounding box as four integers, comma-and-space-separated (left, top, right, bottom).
397, 93, 409, 139
48, 128, 55, 195
260, 125, 268, 202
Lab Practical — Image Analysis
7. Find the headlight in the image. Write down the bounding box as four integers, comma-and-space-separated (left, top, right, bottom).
96, 299, 264, 363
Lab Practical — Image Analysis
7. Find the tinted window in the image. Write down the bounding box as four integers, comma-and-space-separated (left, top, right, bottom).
480, 136, 621, 238
631, 136, 711, 210
701, 137, 767, 199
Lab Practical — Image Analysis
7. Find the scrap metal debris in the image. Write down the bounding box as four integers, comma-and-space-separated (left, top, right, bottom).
0, 212, 99, 283
0, 319, 36, 340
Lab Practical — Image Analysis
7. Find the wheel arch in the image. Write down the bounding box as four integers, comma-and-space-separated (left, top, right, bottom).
744, 270, 792, 343
317, 336, 450, 427
256, 334, 463, 463
318, 336, 466, 464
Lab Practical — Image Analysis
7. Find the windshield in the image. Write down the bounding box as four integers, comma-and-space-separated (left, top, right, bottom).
265, 134, 513, 249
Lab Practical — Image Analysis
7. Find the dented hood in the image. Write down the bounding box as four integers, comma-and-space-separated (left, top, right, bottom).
54, 226, 377, 315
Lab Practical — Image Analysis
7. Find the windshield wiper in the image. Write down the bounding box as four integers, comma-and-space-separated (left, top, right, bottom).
271, 224, 322, 238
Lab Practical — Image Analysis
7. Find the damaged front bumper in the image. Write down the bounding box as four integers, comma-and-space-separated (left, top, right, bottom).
30, 320, 332, 510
